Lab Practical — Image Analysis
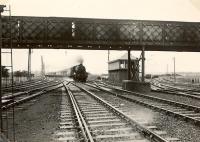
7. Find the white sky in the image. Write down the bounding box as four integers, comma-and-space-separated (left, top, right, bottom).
1, 0, 200, 74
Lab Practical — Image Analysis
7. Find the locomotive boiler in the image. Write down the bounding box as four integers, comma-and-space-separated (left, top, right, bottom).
67, 64, 88, 82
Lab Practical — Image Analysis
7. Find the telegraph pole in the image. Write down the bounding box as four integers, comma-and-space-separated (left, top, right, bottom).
128, 50, 131, 80
173, 57, 176, 82
41, 56, 45, 77
108, 50, 110, 76
141, 46, 145, 82
167, 64, 168, 74
0, 5, 5, 132
28, 48, 31, 80
107, 50, 110, 62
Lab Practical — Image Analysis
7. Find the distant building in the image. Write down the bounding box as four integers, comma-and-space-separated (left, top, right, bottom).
100, 74, 108, 80
108, 53, 139, 84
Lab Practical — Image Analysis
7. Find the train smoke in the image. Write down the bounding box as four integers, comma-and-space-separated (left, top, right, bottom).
76, 55, 84, 64
0, 0, 10, 5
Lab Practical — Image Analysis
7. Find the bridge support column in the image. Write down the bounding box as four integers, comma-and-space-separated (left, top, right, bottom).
0, 5, 5, 132
141, 46, 145, 82
28, 48, 32, 80
127, 49, 131, 80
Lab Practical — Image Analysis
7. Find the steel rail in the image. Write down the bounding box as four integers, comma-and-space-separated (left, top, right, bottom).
64, 84, 88, 141
151, 80, 200, 100
1, 78, 42, 89
162, 78, 200, 88
2, 81, 63, 101
150, 80, 185, 92
95, 82, 200, 112
151, 83, 200, 100
2, 80, 54, 92
153, 79, 200, 91
17, 80, 55, 89
2, 79, 44, 91
27, 81, 63, 93
86, 82, 200, 125
72, 82, 170, 142
63, 82, 94, 142
2, 83, 63, 110
152, 79, 200, 93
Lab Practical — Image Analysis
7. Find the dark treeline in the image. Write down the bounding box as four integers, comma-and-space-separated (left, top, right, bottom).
1, 66, 9, 77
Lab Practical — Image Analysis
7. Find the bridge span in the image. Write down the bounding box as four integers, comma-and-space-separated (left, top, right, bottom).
1, 15, 200, 51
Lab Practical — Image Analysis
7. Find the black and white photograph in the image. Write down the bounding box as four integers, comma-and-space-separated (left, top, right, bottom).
1, 0, 200, 141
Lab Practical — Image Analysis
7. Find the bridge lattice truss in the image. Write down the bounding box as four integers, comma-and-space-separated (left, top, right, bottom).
1, 16, 200, 51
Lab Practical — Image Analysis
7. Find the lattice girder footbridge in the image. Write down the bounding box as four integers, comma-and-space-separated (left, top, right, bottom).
1, 16, 200, 51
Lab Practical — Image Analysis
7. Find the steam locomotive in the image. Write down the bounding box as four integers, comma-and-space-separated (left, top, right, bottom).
67, 64, 88, 82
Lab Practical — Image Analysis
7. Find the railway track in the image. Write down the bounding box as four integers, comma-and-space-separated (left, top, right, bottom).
88, 82, 200, 126
1, 80, 63, 111
1, 79, 64, 141
152, 78, 200, 93
157, 78, 200, 89
54, 82, 96, 142
2, 79, 44, 92
54, 86, 84, 141
2, 80, 62, 101
151, 80, 200, 100
2, 79, 57, 93
61, 82, 180, 142
1, 78, 42, 89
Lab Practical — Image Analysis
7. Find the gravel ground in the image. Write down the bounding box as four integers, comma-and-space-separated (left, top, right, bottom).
3, 88, 62, 142
85, 85, 200, 142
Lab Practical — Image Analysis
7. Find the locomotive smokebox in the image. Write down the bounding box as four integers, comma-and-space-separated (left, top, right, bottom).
72, 63, 88, 82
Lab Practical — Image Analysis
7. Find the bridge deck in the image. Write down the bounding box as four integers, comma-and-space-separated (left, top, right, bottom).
1, 16, 200, 51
